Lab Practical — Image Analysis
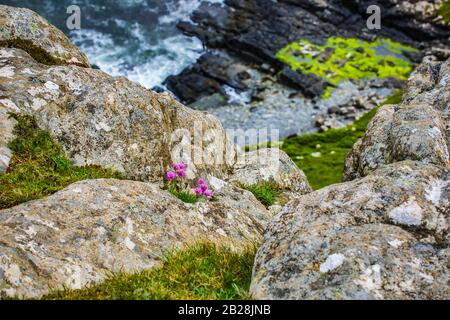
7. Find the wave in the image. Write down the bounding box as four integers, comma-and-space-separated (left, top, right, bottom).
68, 0, 224, 89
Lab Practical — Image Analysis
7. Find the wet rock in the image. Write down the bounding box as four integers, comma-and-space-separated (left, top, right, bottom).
165, 52, 253, 104
0, 179, 271, 298
279, 67, 330, 98
165, 69, 224, 104
0, 5, 90, 67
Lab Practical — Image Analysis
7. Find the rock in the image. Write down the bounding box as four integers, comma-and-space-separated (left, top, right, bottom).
165, 69, 224, 104
344, 57, 449, 180
0, 47, 236, 182
251, 56, 450, 300
164, 53, 252, 104
229, 148, 312, 196
170, 0, 449, 104
0, 103, 17, 173
279, 67, 330, 98
0, 5, 90, 67
251, 161, 449, 300
0, 178, 271, 298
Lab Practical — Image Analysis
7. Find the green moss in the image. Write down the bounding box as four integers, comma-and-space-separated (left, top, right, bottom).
43, 242, 256, 300
242, 182, 281, 207
438, 1, 450, 23
0, 38, 65, 66
277, 37, 416, 98
282, 91, 404, 190
0, 113, 123, 209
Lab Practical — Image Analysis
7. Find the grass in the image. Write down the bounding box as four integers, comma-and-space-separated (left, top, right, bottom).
438, 1, 450, 23
169, 189, 199, 204
282, 91, 404, 190
43, 242, 256, 300
242, 182, 281, 207
0, 113, 123, 209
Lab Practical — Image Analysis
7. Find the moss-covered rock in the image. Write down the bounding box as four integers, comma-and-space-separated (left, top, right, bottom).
0, 5, 90, 67
277, 37, 417, 98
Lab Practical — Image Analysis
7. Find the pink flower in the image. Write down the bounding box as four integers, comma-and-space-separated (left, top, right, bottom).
200, 183, 208, 192
198, 178, 206, 185
204, 190, 214, 198
166, 171, 176, 181
176, 169, 186, 177
173, 163, 187, 171
194, 187, 203, 196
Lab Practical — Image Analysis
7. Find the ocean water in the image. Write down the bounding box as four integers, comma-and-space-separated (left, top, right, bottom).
2, 0, 223, 88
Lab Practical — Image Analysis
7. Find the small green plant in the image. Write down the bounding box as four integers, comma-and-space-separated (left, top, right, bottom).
0, 113, 123, 209
43, 242, 256, 300
243, 182, 281, 207
169, 189, 198, 204
282, 91, 404, 190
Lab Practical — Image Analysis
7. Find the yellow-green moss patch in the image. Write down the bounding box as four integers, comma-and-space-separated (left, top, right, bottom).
438, 1, 450, 23
277, 37, 416, 98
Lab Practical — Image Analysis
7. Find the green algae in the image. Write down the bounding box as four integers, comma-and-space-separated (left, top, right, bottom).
276, 37, 416, 98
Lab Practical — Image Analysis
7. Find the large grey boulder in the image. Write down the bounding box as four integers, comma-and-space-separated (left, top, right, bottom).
0, 47, 235, 182
344, 57, 449, 181
0, 5, 90, 67
230, 148, 312, 197
251, 161, 449, 300
0, 178, 270, 298
251, 56, 450, 300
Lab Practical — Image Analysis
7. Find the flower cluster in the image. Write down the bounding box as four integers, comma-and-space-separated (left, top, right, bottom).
166, 163, 187, 180
165, 162, 214, 200
194, 178, 214, 198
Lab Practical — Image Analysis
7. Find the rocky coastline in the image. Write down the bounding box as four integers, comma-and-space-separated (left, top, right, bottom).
165, 0, 449, 139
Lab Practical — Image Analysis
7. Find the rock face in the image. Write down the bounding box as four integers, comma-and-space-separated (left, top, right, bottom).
250, 57, 450, 300
0, 5, 90, 67
252, 161, 449, 299
0, 47, 235, 182
230, 148, 312, 195
344, 57, 450, 180
0, 178, 271, 298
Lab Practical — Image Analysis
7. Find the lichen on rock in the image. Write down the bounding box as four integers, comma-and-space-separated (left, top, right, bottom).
0, 5, 90, 67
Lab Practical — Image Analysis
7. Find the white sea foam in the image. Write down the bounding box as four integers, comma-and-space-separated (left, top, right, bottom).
224, 85, 252, 104
159, 0, 224, 25
69, 0, 223, 89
